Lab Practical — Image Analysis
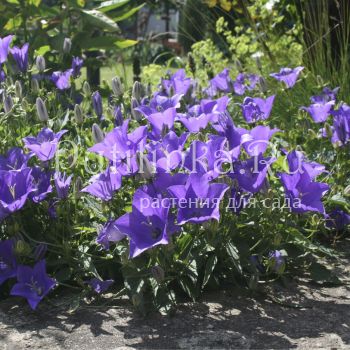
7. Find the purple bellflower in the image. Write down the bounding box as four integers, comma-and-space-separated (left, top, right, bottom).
87, 278, 114, 294
11, 43, 29, 72
10, 260, 56, 310
0, 35, 13, 63
51, 69, 72, 90
241, 95, 275, 123
270, 67, 304, 88
54, 172, 72, 199
82, 167, 122, 201
23, 128, 67, 162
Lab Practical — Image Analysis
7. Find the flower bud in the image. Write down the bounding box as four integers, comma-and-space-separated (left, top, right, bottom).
92, 123, 104, 143
36, 55, 46, 72
3, 94, 13, 113
21, 97, 29, 110
114, 106, 123, 126
132, 81, 144, 101
36, 97, 49, 122
258, 76, 267, 93
307, 129, 317, 139
131, 97, 142, 122
74, 104, 84, 124
92, 91, 103, 118
111, 76, 123, 97
151, 266, 165, 283
31, 78, 40, 94
324, 122, 333, 138
15, 80, 22, 99
136, 152, 154, 180
63, 38, 72, 54
74, 176, 83, 199
15, 240, 31, 256
83, 81, 91, 96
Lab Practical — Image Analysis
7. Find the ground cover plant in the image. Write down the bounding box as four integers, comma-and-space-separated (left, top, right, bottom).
0, 22, 349, 315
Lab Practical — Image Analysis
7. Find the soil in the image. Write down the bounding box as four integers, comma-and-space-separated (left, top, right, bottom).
1, 241, 350, 349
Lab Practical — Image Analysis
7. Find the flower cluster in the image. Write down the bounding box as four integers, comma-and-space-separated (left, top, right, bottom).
0, 33, 348, 311
82, 67, 331, 259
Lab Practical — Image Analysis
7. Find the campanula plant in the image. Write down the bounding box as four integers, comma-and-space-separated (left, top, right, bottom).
0, 34, 348, 315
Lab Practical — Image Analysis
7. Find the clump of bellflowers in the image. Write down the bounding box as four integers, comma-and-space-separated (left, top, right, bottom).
0, 33, 347, 313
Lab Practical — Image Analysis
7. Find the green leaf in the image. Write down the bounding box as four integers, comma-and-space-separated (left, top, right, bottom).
179, 276, 197, 301
114, 39, 138, 49
226, 242, 242, 274
328, 194, 350, 210
4, 16, 22, 31
113, 3, 145, 22
81, 9, 120, 32
28, 0, 41, 6
98, 0, 130, 12
35, 45, 51, 56
202, 255, 217, 288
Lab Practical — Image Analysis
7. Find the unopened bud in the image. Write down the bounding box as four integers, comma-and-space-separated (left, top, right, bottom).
15, 80, 22, 99
131, 98, 142, 121
3, 94, 13, 113
111, 76, 123, 97
259, 76, 267, 93
74, 176, 83, 199
324, 122, 333, 138
83, 81, 91, 96
132, 81, 143, 101
114, 106, 123, 126
15, 240, 30, 256
307, 129, 317, 139
36, 97, 49, 122
21, 97, 29, 110
92, 123, 104, 143
36, 55, 46, 72
63, 38, 72, 54
31, 78, 40, 94
74, 104, 84, 124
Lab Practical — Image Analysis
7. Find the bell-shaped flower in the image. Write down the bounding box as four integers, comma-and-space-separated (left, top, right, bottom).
10, 260, 56, 310
82, 167, 121, 201
0, 147, 33, 172
51, 69, 73, 90
279, 172, 329, 214
23, 128, 67, 161
168, 173, 229, 225
10, 43, 29, 72
242, 125, 279, 156
241, 95, 275, 123
0, 35, 13, 63
88, 120, 147, 176
115, 187, 171, 258
0, 168, 35, 217
232, 155, 276, 193
270, 67, 304, 88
